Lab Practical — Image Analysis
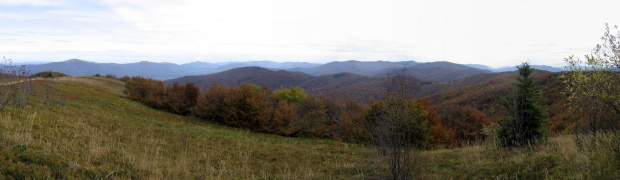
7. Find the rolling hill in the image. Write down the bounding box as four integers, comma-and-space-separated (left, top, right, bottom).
415, 71, 517, 97
372, 61, 491, 81
166, 63, 493, 103
169, 67, 312, 90
423, 70, 574, 131
166, 61, 501, 102
290, 60, 490, 81
0, 76, 370, 179
166, 67, 392, 103
168, 66, 576, 131
290, 60, 419, 76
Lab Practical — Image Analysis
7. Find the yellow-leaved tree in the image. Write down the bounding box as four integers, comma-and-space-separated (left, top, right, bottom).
562, 24, 620, 132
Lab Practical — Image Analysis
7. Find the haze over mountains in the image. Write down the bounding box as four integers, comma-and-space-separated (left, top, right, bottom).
165, 64, 564, 108
23, 59, 564, 80
24, 59, 321, 80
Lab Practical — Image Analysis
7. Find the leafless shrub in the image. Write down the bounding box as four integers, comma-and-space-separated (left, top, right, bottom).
382, 64, 418, 100
104, 74, 117, 79
0, 57, 34, 110
42, 84, 67, 106
364, 64, 430, 179
180, 133, 190, 151
0, 85, 10, 111
364, 98, 429, 179
44, 85, 53, 105
59, 95, 67, 106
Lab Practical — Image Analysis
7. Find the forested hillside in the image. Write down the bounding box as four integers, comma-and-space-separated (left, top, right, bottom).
166, 67, 392, 103
425, 70, 576, 132
168, 67, 580, 134
372, 61, 491, 81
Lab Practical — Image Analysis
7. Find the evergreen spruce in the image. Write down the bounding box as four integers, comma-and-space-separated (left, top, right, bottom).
497, 62, 547, 147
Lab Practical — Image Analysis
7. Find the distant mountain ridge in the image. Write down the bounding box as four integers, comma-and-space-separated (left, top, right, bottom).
25, 59, 320, 80
24, 59, 564, 80
25, 59, 190, 80
464, 64, 564, 72
373, 61, 492, 81
291, 60, 419, 76
491, 65, 564, 72
165, 66, 561, 104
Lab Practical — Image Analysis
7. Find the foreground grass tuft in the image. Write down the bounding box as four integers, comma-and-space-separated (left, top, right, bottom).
417, 134, 620, 179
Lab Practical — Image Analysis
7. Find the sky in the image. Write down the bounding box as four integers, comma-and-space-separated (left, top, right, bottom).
1, 0, 619, 68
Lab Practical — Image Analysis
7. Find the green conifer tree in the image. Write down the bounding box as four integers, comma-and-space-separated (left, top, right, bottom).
497, 62, 547, 147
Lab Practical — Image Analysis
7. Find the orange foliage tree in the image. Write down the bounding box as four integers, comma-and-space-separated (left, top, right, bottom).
123, 76, 454, 147
451, 107, 489, 142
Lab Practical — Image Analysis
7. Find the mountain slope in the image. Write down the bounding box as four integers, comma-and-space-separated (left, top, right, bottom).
373, 61, 491, 81
465, 64, 493, 70
168, 67, 313, 89
216, 61, 320, 70
423, 70, 574, 131
166, 67, 393, 103
292, 60, 418, 76
494, 65, 564, 72
0, 76, 369, 179
416, 72, 515, 97
26, 59, 114, 76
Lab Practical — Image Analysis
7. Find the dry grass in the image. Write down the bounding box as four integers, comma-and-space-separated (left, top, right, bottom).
0, 77, 371, 179
416, 133, 620, 179
0, 76, 618, 179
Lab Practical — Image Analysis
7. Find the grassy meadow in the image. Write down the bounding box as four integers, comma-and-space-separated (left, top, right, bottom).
0, 76, 618, 179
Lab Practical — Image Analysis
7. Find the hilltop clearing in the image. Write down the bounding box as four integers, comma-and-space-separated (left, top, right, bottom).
0, 77, 369, 179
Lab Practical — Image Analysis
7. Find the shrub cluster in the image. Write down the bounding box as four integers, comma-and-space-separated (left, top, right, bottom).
30, 71, 68, 78
125, 77, 200, 115
125, 76, 455, 144
440, 106, 490, 144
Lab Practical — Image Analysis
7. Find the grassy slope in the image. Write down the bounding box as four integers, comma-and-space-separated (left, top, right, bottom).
0, 77, 369, 179
0, 77, 618, 179
418, 135, 619, 179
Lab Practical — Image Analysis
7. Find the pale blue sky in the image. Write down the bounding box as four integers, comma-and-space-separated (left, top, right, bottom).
1, 0, 619, 68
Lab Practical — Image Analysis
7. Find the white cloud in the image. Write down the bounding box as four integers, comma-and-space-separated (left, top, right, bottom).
0, 0, 70, 6
1, 0, 620, 67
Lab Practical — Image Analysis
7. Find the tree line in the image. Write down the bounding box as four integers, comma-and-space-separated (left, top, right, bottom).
123, 76, 497, 146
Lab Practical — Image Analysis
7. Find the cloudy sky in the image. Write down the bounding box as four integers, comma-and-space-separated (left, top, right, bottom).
1, 0, 619, 67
